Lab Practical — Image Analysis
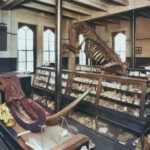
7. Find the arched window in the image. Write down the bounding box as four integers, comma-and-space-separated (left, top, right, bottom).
43, 29, 55, 64
18, 26, 34, 72
114, 33, 126, 62
79, 34, 86, 65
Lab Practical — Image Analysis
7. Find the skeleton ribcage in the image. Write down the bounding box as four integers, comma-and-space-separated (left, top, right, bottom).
84, 38, 121, 65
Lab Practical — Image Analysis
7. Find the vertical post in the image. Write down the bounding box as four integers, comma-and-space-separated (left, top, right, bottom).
55, 0, 62, 112
131, 10, 136, 68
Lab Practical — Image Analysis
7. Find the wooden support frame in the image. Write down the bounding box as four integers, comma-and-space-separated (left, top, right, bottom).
21, 1, 80, 19
35, 0, 94, 16
70, 0, 108, 11
79, 0, 150, 22
102, 19, 120, 24
0, 0, 25, 10
110, 0, 129, 6
137, 10, 150, 18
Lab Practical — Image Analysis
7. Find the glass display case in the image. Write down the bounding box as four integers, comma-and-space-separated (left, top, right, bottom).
32, 67, 150, 149
68, 72, 99, 104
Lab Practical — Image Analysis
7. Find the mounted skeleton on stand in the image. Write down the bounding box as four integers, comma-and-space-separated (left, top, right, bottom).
65, 22, 129, 75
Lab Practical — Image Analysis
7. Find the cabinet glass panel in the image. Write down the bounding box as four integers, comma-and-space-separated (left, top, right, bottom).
61, 72, 69, 95
69, 75, 98, 104
33, 74, 48, 88
97, 117, 138, 149
99, 79, 143, 117
69, 110, 96, 130
33, 93, 55, 113
48, 71, 55, 91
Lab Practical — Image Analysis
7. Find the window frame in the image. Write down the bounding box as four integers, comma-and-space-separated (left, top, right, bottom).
79, 34, 86, 65
17, 23, 36, 73
112, 31, 126, 62
42, 27, 55, 65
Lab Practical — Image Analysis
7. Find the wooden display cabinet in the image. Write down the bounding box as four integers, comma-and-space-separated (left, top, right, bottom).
33, 67, 71, 95
76, 65, 101, 73
69, 110, 96, 131
32, 67, 150, 149
96, 116, 138, 150
128, 68, 150, 79
32, 67, 71, 113
34, 67, 50, 88
66, 73, 150, 150
67, 72, 100, 104
98, 74, 150, 119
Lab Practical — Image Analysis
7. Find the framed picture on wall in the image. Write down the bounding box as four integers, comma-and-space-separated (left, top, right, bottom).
135, 47, 142, 54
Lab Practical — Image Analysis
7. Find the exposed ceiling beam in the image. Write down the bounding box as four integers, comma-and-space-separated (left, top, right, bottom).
70, 0, 108, 11
35, 0, 93, 16
21, 2, 80, 19
0, 0, 25, 10
117, 14, 131, 21
62, 1, 93, 16
35, 0, 55, 6
79, 0, 150, 22
87, 21, 107, 26
137, 10, 150, 18
110, 0, 129, 6
102, 19, 120, 24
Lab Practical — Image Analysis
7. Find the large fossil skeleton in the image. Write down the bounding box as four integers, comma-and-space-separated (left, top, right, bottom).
67, 22, 128, 75
0, 73, 92, 131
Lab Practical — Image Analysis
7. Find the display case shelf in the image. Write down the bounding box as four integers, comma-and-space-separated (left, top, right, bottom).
32, 67, 150, 150
97, 116, 138, 150
99, 95, 140, 108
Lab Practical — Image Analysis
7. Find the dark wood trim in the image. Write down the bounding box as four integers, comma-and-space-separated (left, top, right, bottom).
136, 38, 150, 40
44, 26, 55, 33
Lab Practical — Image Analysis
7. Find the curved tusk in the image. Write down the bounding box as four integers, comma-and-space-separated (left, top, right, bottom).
46, 87, 93, 126
10, 99, 46, 132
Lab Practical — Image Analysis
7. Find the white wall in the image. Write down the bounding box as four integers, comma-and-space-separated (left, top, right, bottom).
0, 8, 70, 67
96, 20, 132, 57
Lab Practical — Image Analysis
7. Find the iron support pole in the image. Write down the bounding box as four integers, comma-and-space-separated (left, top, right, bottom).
131, 10, 136, 68
55, 0, 62, 112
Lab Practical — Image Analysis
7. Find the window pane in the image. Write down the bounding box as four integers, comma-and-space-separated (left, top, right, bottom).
43, 32, 49, 42
18, 62, 26, 71
43, 52, 49, 63
18, 26, 35, 72
79, 34, 84, 43
49, 41, 55, 51
50, 52, 55, 63
26, 29, 33, 40
18, 39, 25, 50
43, 29, 55, 64
49, 32, 55, 42
18, 28, 25, 39
79, 51, 86, 65
120, 52, 126, 62
18, 51, 26, 62
43, 42, 48, 51
79, 34, 86, 65
82, 42, 85, 50
27, 40, 33, 50
27, 51, 33, 61
27, 62, 34, 72
23, 26, 29, 31
114, 33, 126, 62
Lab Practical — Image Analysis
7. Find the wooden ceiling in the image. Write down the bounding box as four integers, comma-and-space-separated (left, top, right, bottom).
0, 0, 150, 25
